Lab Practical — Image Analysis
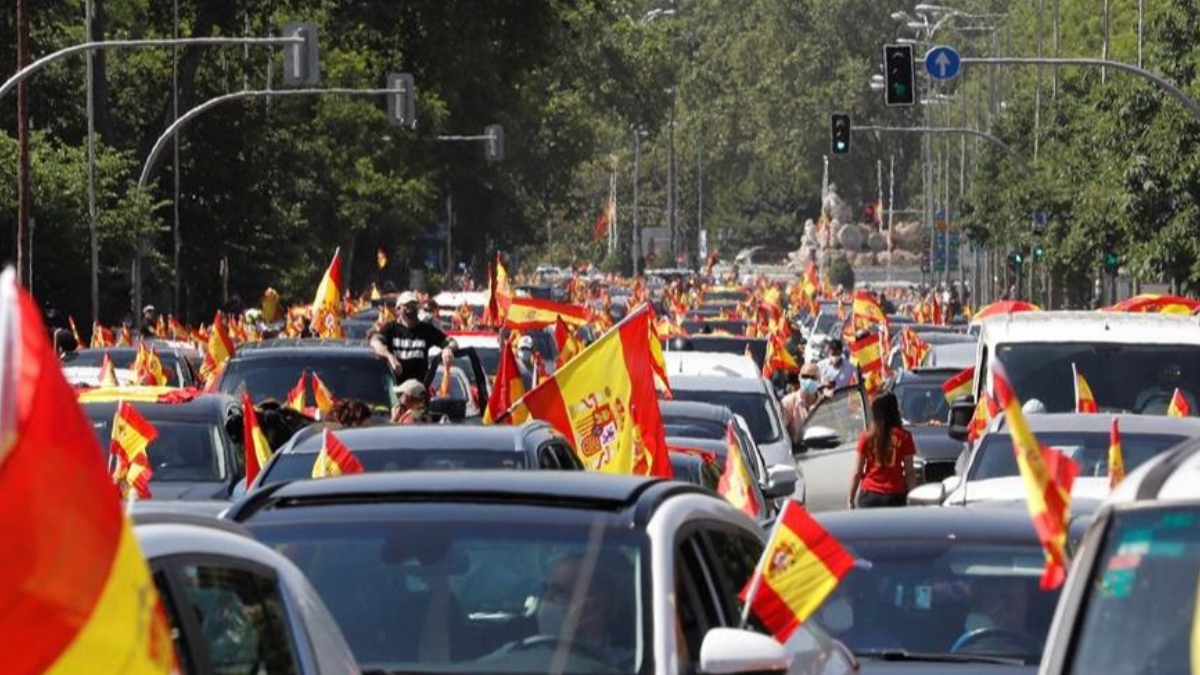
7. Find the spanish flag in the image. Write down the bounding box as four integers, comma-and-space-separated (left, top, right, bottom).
718, 422, 761, 519
133, 342, 168, 386
98, 351, 120, 387
1073, 363, 1098, 413
312, 428, 364, 478
1169, 388, 1191, 417
68, 315, 83, 346
850, 331, 885, 394
286, 371, 307, 412
554, 316, 584, 368
801, 261, 820, 299
311, 248, 344, 339
91, 320, 114, 348
966, 393, 998, 444
484, 335, 528, 424
511, 304, 672, 477
852, 290, 887, 333
0, 269, 175, 675
242, 391, 273, 488
991, 360, 1079, 590
482, 253, 513, 325
763, 333, 800, 379
199, 311, 235, 386
740, 501, 854, 641
899, 327, 931, 370
117, 325, 132, 347
941, 365, 974, 404
504, 297, 589, 331
1108, 417, 1125, 490
110, 401, 158, 501
312, 371, 336, 414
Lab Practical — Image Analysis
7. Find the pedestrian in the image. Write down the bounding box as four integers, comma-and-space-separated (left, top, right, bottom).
370, 291, 458, 386
818, 338, 858, 390
848, 392, 917, 509
515, 335, 537, 391
391, 379, 431, 424
139, 305, 158, 337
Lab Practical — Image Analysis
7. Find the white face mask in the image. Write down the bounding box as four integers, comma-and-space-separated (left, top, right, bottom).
537, 600, 570, 636
418, 310, 434, 322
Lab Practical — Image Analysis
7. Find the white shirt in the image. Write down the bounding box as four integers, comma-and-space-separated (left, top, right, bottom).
819, 356, 858, 390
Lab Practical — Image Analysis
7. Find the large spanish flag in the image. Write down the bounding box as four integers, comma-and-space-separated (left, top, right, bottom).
1108, 417, 1125, 490
0, 269, 175, 675
991, 360, 1079, 590
740, 501, 854, 642
484, 336, 529, 424
311, 248, 344, 339
1073, 363, 1098, 413
718, 422, 761, 519
852, 290, 887, 333
312, 428, 364, 478
110, 401, 158, 501
242, 391, 273, 488
511, 304, 672, 477
941, 365, 974, 404
504, 296, 590, 331
1169, 388, 1191, 418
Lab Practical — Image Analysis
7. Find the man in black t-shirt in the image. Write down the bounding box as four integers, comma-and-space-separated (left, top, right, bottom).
370, 291, 458, 385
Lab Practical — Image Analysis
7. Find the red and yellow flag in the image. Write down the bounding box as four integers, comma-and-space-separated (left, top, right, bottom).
377, 247, 388, 270
0, 270, 175, 675
199, 311, 235, 386
482, 253, 513, 326
242, 391, 273, 488
261, 287, 282, 324
286, 371, 307, 412
132, 342, 168, 386
593, 195, 614, 242
555, 316, 584, 368
1108, 417, 1126, 490
437, 360, 453, 398
851, 290, 887, 334
68, 315, 83, 346
966, 393, 998, 444
511, 304, 672, 477
117, 325, 133, 347
899, 327, 931, 370
850, 331, 885, 395
110, 401, 158, 501
91, 321, 114, 348
484, 335, 529, 424
98, 351, 120, 387
504, 297, 589, 331
312, 428, 364, 478
941, 365, 975, 404
991, 360, 1079, 590
763, 333, 800, 379
311, 248, 344, 339
740, 501, 854, 642
1169, 387, 1191, 417
311, 371, 336, 414
1073, 363, 1098, 413
718, 422, 761, 519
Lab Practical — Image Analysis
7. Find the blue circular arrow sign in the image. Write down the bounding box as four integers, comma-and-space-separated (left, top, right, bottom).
924, 46, 961, 82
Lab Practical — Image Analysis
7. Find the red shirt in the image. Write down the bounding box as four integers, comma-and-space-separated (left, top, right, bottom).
856, 427, 916, 495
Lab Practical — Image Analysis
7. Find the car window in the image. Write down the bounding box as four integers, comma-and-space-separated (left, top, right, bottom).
970, 431, 1186, 481
699, 527, 764, 625
894, 381, 949, 425
153, 569, 198, 675
802, 387, 868, 449
549, 440, 583, 470
1066, 505, 1200, 675
260, 447, 528, 487
675, 534, 723, 669
671, 390, 782, 445
90, 418, 227, 482
174, 562, 300, 675
661, 416, 728, 440
537, 445, 561, 470
219, 358, 397, 412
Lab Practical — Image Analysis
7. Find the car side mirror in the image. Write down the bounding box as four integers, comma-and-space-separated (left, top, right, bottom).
907, 482, 946, 506
800, 425, 842, 451
763, 464, 799, 499
947, 395, 975, 442
699, 627, 791, 675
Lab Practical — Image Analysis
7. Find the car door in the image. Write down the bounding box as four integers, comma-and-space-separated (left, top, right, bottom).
795, 385, 870, 512
151, 555, 307, 675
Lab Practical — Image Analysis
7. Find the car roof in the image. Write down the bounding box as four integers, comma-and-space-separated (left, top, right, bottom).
663, 352, 759, 378
669, 375, 770, 393
232, 338, 374, 356
817, 503, 1091, 543
69, 345, 189, 359
659, 400, 737, 421
990, 412, 1200, 435
283, 422, 550, 454
1108, 436, 1200, 504
80, 391, 235, 420
978, 310, 1200, 345
896, 367, 964, 383
226, 471, 709, 525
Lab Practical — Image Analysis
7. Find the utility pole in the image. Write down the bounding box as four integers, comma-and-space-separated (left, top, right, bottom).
696, 135, 703, 262
887, 155, 895, 285
86, 0, 99, 321
631, 129, 642, 276
173, 0, 182, 317
16, 0, 31, 286
666, 88, 677, 260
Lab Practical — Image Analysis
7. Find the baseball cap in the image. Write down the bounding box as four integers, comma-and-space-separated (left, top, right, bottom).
517, 336, 534, 350
396, 291, 419, 307
142, 304, 155, 314
394, 379, 428, 399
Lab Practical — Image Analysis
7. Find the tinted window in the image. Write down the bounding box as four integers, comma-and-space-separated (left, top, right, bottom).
219, 357, 397, 412
260, 447, 528, 487
661, 415, 728, 440
701, 528, 763, 623
894, 381, 949, 425
970, 431, 1186, 481
90, 418, 226, 482
64, 349, 189, 386
1067, 506, 1200, 675
672, 390, 782, 444
803, 388, 867, 449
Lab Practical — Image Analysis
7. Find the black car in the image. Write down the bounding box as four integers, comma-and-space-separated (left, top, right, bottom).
226, 472, 853, 675
885, 367, 967, 484
81, 390, 243, 499
810, 506, 1091, 673
248, 421, 583, 490
63, 344, 200, 387
216, 338, 396, 415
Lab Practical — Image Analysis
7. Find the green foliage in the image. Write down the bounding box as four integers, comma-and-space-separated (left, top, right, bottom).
828, 254, 855, 290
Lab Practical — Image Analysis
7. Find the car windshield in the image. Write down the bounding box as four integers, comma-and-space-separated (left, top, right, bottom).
661, 415, 728, 440
218, 358, 397, 412
64, 349, 188, 386
247, 503, 646, 673
970, 431, 1186, 481
260, 447, 527, 487
894, 381, 949, 425
1066, 505, 1200, 675
670, 390, 782, 444
428, 366, 473, 400
811, 540, 1058, 663
993, 342, 1200, 414
90, 418, 225, 482
813, 312, 840, 336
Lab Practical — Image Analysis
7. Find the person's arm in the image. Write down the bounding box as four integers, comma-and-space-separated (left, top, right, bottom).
370, 326, 402, 372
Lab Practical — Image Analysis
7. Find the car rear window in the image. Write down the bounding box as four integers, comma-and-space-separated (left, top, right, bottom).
219, 356, 397, 413
260, 447, 528, 487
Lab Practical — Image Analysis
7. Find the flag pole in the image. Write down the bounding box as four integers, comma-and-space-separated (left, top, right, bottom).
738, 501, 792, 628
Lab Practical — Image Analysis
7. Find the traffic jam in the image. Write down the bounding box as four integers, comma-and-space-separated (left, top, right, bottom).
6, 254, 1200, 675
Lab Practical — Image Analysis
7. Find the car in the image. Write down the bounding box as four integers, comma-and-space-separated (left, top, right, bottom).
666, 335, 769, 371
663, 433, 792, 526
811, 506, 1091, 672
225, 472, 856, 675
734, 245, 791, 267
910, 413, 1200, 508
886, 333, 975, 373
790, 384, 872, 512
63, 344, 200, 387
1038, 438, 1200, 675
248, 421, 584, 490
446, 331, 502, 379
921, 341, 976, 369
79, 387, 244, 499
663, 351, 760, 378
885, 368, 968, 484
216, 339, 397, 416
668, 375, 792, 473
132, 506, 360, 675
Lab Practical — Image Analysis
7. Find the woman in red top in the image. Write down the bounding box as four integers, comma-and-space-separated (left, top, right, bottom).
848, 392, 917, 508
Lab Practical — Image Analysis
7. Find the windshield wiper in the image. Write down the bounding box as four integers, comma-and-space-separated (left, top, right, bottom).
855, 649, 1030, 666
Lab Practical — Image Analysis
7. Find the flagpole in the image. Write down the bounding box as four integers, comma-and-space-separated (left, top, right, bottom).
739, 501, 792, 628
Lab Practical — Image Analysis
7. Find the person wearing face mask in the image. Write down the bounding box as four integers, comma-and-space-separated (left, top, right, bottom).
515, 335, 537, 390
781, 363, 823, 443
818, 338, 858, 390
370, 291, 458, 385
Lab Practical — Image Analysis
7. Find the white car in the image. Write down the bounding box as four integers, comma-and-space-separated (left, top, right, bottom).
663, 351, 760, 378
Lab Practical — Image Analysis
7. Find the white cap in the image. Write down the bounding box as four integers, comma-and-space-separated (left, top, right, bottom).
396, 291, 419, 307
394, 379, 428, 399
517, 336, 534, 350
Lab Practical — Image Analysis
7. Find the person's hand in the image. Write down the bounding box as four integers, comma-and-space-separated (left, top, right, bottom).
387, 355, 402, 373
441, 348, 455, 367
847, 497, 856, 510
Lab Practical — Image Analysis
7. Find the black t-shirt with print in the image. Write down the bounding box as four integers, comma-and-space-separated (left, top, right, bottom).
374, 320, 449, 383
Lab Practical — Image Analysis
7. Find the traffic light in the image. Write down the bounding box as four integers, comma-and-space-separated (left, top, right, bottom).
1033, 244, 1045, 260
485, 124, 505, 163
1008, 250, 1025, 268
883, 44, 916, 107
281, 22, 321, 86
1104, 250, 1121, 272
831, 113, 851, 154
387, 73, 416, 129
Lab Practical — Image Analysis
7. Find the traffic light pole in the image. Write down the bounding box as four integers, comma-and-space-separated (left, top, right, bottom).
853, 126, 1029, 175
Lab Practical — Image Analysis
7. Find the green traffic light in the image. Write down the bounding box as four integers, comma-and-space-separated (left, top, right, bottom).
892, 84, 908, 96
1034, 245, 1045, 260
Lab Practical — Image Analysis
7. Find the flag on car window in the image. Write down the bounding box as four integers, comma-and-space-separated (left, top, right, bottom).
1168, 388, 1191, 418
740, 501, 853, 641
312, 429, 364, 478
899, 327, 930, 370
940, 365, 974, 404
763, 333, 799, 379
484, 335, 528, 425
98, 351, 120, 387
718, 422, 761, 519
1072, 363, 1098, 413
0, 268, 175, 674
286, 371, 307, 412
110, 401, 158, 501
199, 311, 235, 386
312, 372, 336, 414
242, 391, 273, 488
1108, 417, 1125, 490
991, 360, 1079, 590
